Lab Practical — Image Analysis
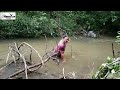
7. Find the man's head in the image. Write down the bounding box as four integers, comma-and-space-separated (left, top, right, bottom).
63, 36, 70, 44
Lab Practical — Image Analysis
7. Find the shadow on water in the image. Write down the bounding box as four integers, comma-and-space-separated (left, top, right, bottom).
0, 36, 120, 79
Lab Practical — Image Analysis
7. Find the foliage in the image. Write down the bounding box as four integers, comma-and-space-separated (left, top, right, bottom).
0, 11, 120, 38
93, 56, 120, 79
116, 31, 120, 44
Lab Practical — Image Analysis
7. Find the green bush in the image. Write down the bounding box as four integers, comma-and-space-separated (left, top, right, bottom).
0, 11, 120, 39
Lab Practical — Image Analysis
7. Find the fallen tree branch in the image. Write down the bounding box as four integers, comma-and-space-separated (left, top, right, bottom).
1, 42, 61, 79
5, 55, 52, 79
18, 42, 44, 65
14, 42, 28, 79
6, 45, 12, 64
6, 52, 10, 64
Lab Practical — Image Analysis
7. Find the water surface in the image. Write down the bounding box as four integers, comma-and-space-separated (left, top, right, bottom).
0, 36, 120, 79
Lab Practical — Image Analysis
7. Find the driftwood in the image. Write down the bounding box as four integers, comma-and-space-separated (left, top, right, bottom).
18, 42, 44, 65
5, 52, 61, 79
0, 39, 75, 79
0, 41, 60, 79
5, 56, 51, 79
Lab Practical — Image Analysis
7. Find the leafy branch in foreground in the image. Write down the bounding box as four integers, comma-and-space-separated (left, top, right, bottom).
93, 56, 120, 79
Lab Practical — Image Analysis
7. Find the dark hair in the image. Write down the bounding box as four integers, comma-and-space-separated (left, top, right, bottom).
60, 30, 68, 38
62, 34, 68, 38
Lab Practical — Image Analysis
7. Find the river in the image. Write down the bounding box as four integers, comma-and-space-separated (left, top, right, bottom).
0, 36, 120, 79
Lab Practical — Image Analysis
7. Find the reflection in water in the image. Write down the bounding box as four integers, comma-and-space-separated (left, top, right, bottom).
0, 36, 120, 79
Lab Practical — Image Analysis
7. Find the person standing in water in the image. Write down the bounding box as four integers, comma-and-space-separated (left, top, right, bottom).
52, 35, 70, 63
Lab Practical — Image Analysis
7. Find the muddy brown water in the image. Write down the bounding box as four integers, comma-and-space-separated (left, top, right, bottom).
0, 36, 120, 79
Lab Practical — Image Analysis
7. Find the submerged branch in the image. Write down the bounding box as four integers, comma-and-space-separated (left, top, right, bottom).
14, 42, 28, 79
6, 55, 52, 79
18, 42, 44, 65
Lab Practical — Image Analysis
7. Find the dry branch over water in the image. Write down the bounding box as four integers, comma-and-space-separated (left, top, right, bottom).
0, 42, 76, 79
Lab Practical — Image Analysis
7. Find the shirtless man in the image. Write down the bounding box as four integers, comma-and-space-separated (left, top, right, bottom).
52, 35, 70, 63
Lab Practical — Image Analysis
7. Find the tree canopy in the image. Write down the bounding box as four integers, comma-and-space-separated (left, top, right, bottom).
0, 11, 120, 38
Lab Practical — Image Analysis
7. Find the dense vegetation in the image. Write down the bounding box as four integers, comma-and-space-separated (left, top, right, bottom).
0, 11, 120, 39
